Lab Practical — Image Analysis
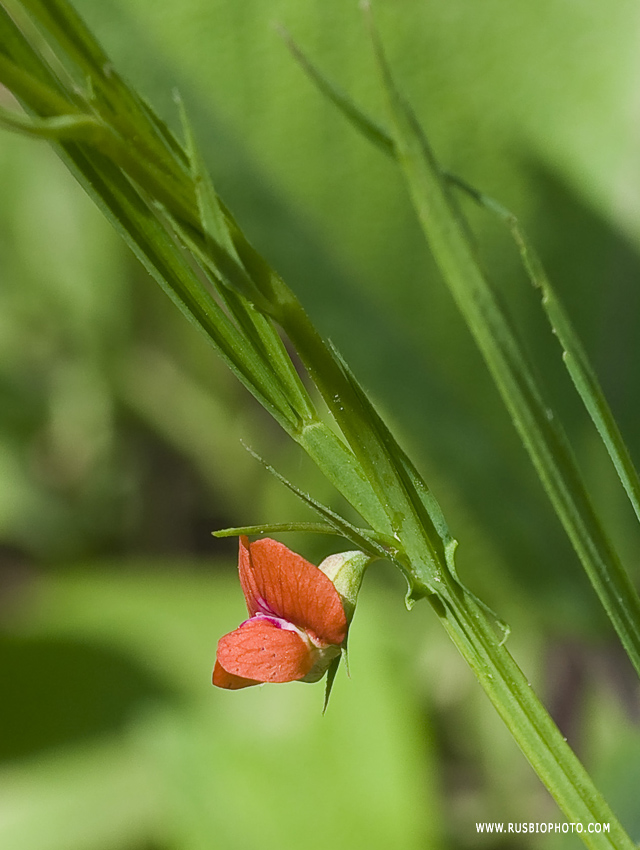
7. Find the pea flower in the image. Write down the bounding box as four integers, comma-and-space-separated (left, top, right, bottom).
213, 536, 370, 690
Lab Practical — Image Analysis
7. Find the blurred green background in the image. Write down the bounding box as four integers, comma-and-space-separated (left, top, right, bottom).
1, 1, 640, 847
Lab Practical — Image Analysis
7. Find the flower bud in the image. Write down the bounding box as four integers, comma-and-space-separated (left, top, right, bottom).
318, 550, 373, 624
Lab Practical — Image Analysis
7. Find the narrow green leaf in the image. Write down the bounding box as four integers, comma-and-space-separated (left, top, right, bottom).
169, 212, 317, 426
242, 445, 393, 562
279, 24, 394, 157
296, 419, 395, 533
455, 185, 640, 529
212, 522, 349, 538
212, 522, 395, 560
330, 343, 452, 555
178, 96, 238, 262
61, 150, 301, 433
365, 6, 640, 680
0, 104, 102, 139
282, 26, 640, 611
178, 100, 272, 308
177, 100, 318, 423
0, 51, 77, 114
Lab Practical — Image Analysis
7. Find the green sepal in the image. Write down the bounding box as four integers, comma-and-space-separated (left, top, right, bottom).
322, 653, 342, 714
318, 550, 373, 624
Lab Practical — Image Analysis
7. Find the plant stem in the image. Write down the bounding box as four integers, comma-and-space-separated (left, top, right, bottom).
432, 577, 633, 848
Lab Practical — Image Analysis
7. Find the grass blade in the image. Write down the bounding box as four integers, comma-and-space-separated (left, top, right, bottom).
283, 28, 640, 565
362, 8, 640, 677
464, 188, 640, 528
242, 446, 394, 562
213, 522, 353, 538
279, 24, 394, 157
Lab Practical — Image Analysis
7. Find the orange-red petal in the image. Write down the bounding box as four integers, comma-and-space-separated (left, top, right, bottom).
212, 660, 261, 690
238, 537, 347, 646
215, 617, 314, 683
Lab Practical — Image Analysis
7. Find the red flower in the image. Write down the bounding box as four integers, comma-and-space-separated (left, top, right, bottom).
213, 536, 348, 689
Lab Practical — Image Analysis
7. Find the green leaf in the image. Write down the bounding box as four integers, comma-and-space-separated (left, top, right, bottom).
0, 104, 102, 140
282, 26, 640, 634
175, 97, 319, 424
212, 522, 353, 538
295, 420, 395, 533
177, 98, 274, 311
364, 5, 640, 681
242, 444, 393, 562
169, 214, 317, 425
60, 147, 302, 433
459, 186, 640, 529
279, 24, 394, 157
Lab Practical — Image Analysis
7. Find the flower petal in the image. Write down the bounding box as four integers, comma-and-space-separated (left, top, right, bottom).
212, 661, 260, 690
238, 537, 347, 646
215, 617, 314, 683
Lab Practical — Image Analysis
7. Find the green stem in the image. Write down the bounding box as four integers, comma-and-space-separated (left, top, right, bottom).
279, 295, 446, 585
433, 577, 633, 848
